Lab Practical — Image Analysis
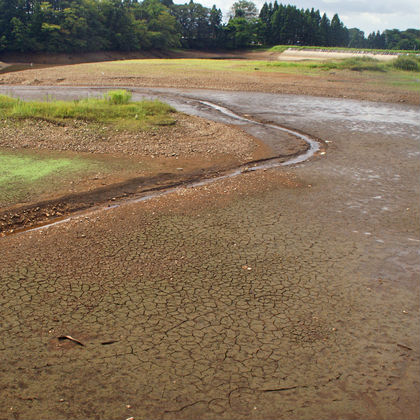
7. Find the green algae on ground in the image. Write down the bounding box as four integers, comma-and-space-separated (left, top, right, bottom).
0, 151, 96, 205
0, 148, 157, 208
0, 153, 85, 183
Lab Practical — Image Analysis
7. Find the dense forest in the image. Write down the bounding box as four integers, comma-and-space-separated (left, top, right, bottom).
0, 0, 419, 53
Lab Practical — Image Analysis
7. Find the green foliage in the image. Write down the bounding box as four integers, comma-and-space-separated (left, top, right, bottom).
0, 0, 418, 52
224, 17, 258, 49
171, 2, 223, 49
383, 29, 420, 50
392, 55, 420, 71
0, 0, 180, 53
229, 1, 258, 20
104, 90, 132, 105
0, 91, 176, 130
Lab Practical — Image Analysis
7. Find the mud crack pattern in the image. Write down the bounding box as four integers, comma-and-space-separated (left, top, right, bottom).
1, 170, 418, 419
0, 92, 419, 420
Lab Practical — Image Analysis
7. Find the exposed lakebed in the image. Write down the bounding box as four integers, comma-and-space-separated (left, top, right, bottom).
0, 86, 419, 420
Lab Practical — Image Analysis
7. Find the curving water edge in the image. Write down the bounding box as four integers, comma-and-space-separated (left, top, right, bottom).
7, 98, 322, 236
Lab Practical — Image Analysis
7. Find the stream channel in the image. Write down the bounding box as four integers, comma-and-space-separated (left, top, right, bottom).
1, 85, 418, 229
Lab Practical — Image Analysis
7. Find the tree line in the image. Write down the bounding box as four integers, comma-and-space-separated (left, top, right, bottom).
0, 0, 418, 54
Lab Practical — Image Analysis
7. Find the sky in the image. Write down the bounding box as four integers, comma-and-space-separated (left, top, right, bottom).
174, 0, 420, 35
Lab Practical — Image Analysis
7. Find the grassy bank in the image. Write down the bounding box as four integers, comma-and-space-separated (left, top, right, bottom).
0, 90, 178, 207
269, 45, 420, 55
266, 55, 420, 72
1, 54, 418, 105
0, 90, 176, 130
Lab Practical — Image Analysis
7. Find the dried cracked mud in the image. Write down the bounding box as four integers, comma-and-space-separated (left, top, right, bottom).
0, 90, 419, 420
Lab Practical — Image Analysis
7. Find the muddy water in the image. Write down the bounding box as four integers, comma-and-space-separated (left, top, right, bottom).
0, 86, 419, 420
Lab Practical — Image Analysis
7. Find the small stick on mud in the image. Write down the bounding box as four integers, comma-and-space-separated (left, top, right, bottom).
101, 340, 119, 345
397, 343, 413, 351
58, 335, 85, 346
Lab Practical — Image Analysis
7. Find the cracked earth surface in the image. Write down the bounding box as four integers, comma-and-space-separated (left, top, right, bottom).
0, 92, 419, 420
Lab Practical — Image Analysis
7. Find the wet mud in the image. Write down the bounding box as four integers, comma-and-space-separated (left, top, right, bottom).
0, 88, 419, 420
0, 148, 309, 236
0, 87, 317, 235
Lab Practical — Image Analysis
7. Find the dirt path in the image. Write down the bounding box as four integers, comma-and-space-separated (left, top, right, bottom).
0, 89, 419, 419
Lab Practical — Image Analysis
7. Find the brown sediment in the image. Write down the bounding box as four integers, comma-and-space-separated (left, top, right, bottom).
0, 65, 418, 420
0, 94, 316, 235
0, 144, 313, 236
0, 131, 418, 419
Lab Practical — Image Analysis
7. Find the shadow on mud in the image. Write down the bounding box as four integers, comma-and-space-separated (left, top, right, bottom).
1, 143, 320, 236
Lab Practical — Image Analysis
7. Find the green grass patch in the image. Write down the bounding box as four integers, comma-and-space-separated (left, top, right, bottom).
88, 58, 419, 93
0, 90, 176, 130
309, 56, 387, 72
392, 55, 420, 71
264, 57, 388, 72
265, 61, 312, 69
267, 45, 289, 53
265, 55, 419, 73
104, 89, 132, 104
71, 58, 418, 94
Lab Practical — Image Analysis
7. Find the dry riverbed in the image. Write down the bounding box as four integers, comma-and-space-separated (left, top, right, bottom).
0, 61, 418, 420
1, 117, 418, 418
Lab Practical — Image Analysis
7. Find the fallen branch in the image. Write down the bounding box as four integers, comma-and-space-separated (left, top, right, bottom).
58, 335, 85, 346
101, 340, 119, 345
397, 343, 413, 351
